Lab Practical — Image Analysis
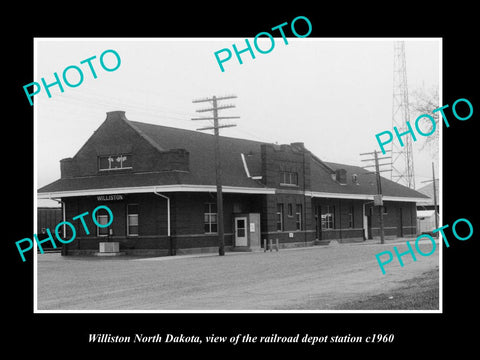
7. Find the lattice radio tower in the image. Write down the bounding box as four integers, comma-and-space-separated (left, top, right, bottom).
391, 41, 415, 189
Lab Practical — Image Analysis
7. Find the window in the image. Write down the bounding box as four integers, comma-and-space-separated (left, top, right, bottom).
295, 204, 303, 230
321, 205, 335, 230
204, 203, 218, 233
276, 203, 284, 231
287, 203, 293, 217
280, 171, 298, 186
96, 215, 109, 236
127, 204, 139, 236
348, 205, 354, 228
98, 154, 132, 171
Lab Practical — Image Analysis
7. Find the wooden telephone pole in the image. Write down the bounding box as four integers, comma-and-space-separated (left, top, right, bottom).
360, 149, 391, 244
420, 162, 439, 232
192, 95, 239, 256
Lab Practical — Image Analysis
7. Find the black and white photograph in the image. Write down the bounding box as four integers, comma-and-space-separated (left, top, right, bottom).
7, 6, 478, 354
33, 37, 441, 312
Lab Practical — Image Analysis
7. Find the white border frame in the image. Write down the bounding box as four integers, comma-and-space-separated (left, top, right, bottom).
33, 37, 442, 314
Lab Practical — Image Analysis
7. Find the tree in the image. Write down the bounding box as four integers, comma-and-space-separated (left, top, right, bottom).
409, 85, 440, 159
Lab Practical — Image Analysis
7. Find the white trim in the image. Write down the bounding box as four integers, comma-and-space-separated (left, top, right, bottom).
240, 153, 262, 180
98, 167, 133, 172
38, 184, 277, 198
38, 185, 425, 202
307, 191, 426, 203
153, 190, 170, 237
240, 153, 251, 178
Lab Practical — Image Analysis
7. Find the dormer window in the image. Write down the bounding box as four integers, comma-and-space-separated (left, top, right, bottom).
98, 154, 132, 171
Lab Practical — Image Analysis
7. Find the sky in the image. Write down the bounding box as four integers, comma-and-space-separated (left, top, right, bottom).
35, 37, 440, 205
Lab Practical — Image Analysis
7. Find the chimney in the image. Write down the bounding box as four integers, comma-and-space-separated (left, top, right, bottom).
335, 168, 347, 185
60, 157, 76, 178
290, 142, 305, 151
106, 110, 128, 121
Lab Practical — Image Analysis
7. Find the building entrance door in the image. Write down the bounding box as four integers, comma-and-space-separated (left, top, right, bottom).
234, 217, 248, 247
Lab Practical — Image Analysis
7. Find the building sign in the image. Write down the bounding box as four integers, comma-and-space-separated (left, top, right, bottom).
374, 194, 383, 206
97, 194, 124, 201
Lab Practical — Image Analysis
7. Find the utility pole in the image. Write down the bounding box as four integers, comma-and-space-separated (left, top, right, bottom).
192, 95, 239, 256
420, 162, 439, 233
432, 162, 438, 230
374, 150, 386, 245
360, 149, 391, 244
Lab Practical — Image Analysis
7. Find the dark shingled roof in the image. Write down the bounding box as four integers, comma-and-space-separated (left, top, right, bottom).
314, 160, 427, 199
38, 113, 428, 201
415, 179, 440, 206
127, 120, 266, 188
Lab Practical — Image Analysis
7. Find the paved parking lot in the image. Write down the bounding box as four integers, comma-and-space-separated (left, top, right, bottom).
36, 240, 439, 311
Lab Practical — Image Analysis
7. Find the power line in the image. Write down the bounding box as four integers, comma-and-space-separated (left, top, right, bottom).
47, 90, 200, 122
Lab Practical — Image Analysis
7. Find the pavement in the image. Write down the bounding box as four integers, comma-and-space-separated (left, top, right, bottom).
133, 236, 439, 261
36, 238, 440, 311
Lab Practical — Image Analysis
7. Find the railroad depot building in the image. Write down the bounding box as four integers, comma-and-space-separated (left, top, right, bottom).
37, 111, 428, 256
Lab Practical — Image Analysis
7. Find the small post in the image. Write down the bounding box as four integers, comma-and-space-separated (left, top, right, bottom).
432, 162, 439, 231
269, 239, 272, 252
276, 238, 279, 251
263, 239, 267, 252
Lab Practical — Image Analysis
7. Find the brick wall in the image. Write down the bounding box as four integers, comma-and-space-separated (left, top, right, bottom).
312, 198, 365, 242
260, 143, 311, 190
368, 201, 417, 238
260, 143, 314, 245
62, 192, 264, 252
60, 112, 189, 179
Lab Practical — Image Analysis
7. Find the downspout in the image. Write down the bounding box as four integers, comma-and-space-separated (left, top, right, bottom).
153, 188, 172, 255
339, 199, 342, 242
362, 202, 367, 240
49, 194, 66, 255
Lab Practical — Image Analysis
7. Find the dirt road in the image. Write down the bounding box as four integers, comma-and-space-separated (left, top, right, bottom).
36, 239, 439, 311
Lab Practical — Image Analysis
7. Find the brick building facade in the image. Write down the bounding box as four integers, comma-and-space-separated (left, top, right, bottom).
38, 111, 427, 256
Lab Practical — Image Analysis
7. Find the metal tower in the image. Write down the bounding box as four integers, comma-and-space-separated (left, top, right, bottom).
391, 41, 415, 189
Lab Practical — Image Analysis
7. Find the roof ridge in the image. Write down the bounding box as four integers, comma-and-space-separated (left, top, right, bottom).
311, 154, 336, 174
123, 119, 166, 153
127, 119, 271, 146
